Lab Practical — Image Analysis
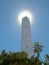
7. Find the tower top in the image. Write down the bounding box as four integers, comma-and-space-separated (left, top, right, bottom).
22, 16, 30, 23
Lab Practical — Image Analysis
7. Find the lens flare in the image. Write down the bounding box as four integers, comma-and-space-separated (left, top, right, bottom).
18, 11, 33, 24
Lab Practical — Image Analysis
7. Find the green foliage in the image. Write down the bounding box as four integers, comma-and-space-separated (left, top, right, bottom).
44, 54, 49, 65
0, 42, 49, 65
33, 41, 43, 59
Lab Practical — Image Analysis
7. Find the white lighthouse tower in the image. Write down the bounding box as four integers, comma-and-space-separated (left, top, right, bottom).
21, 17, 33, 58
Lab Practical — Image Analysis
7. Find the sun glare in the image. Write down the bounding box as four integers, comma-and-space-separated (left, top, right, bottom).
18, 11, 33, 24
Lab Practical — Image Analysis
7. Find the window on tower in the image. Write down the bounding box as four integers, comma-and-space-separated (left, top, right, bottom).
26, 46, 28, 48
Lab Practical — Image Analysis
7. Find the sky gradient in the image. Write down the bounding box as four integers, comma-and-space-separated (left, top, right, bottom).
0, 0, 49, 59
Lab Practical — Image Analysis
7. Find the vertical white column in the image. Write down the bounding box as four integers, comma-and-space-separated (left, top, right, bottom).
21, 17, 33, 58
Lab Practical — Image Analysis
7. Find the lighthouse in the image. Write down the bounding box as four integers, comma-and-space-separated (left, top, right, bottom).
21, 17, 33, 58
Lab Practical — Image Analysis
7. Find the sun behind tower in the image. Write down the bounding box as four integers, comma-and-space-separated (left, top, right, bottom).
18, 11, 33, 25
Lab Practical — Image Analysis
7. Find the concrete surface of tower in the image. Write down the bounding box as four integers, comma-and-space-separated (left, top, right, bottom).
21, 17, 33, 58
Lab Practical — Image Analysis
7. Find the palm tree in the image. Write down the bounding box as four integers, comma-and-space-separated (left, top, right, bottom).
33, 41, 43, 59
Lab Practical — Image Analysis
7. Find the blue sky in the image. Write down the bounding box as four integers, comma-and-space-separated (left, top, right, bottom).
0, 0, 49, 58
